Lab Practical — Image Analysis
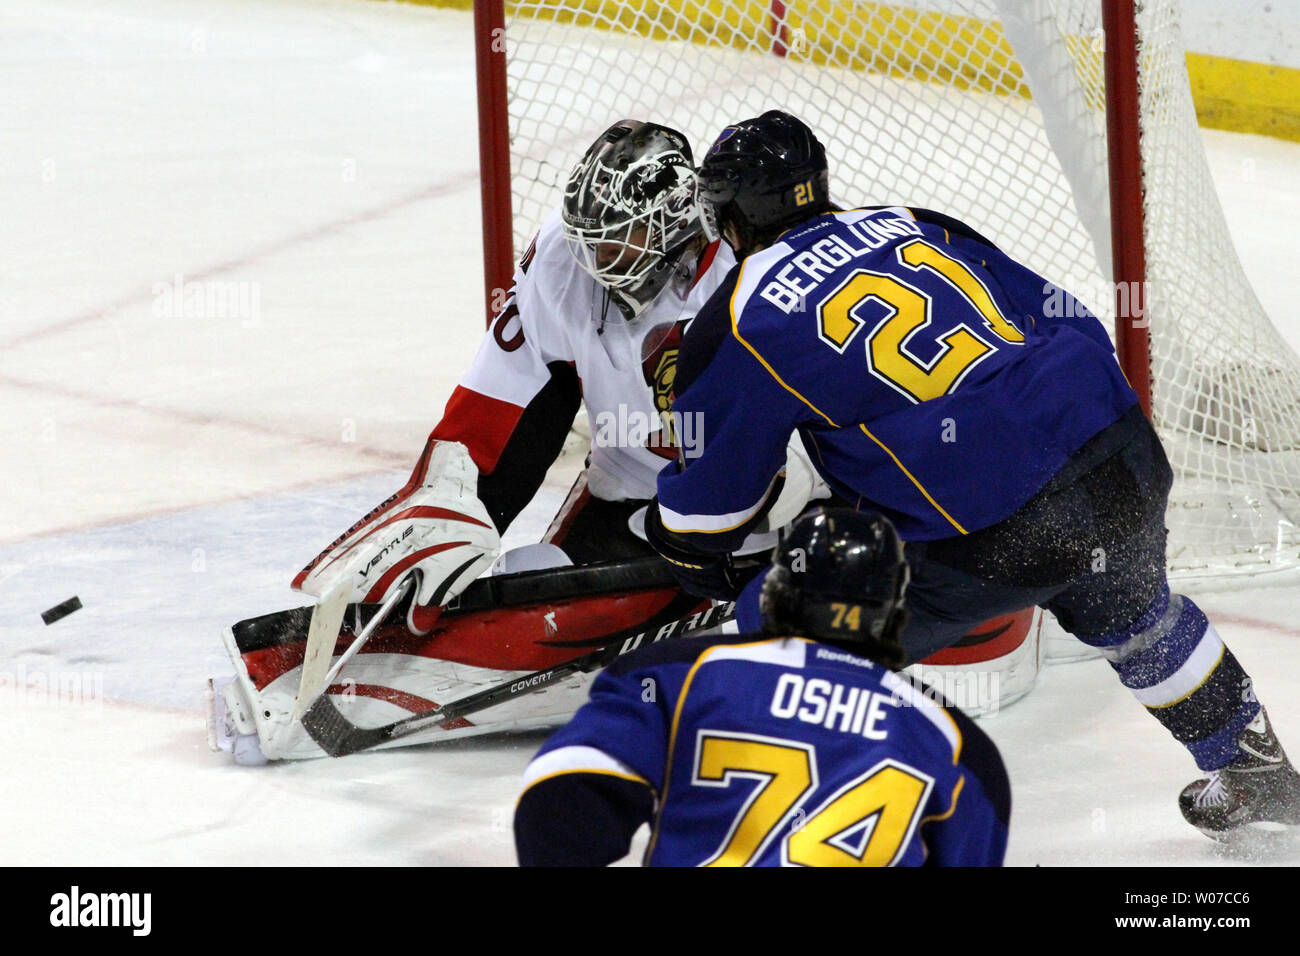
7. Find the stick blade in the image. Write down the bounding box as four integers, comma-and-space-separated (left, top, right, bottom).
291, 581, 350, 722
300, 695, 393, 757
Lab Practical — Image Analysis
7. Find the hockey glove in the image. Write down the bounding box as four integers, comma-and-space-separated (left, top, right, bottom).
643, 499, 764, 600
292, 439, 501, 634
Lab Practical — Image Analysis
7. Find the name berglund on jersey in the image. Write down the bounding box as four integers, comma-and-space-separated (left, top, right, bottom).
49, 886, 151, 936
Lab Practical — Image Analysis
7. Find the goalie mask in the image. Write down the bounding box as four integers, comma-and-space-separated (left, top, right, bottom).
760, 507, 910, 669
562, 120, 704, 319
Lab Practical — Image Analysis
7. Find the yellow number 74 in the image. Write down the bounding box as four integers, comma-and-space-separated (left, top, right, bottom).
691, 731, 935, 866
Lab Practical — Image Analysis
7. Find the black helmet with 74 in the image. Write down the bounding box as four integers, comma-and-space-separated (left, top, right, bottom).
759, 507, 910, 668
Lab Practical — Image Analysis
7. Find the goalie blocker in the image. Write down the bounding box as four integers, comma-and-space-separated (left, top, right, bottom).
292, 439, 501, 635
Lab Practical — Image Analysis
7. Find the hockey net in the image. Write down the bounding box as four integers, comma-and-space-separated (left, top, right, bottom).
488, 0, 1300, 583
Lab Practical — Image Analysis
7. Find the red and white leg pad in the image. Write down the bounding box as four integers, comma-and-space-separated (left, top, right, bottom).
904, 607, 1044, 717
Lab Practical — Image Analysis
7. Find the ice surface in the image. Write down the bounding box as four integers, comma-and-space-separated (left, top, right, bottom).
2, 0, 1298, 866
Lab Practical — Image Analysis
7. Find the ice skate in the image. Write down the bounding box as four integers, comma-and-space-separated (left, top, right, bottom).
1179, 708, 1300, 838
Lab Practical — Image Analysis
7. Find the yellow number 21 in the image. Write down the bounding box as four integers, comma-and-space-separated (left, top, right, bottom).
816, 238, 1024, 403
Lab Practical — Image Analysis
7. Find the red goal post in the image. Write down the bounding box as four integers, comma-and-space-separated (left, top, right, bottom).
475, 0, 514, 329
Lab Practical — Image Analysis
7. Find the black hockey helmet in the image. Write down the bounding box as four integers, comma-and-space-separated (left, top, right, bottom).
562, 120, 704, 319
760, 507, 909, 668
698, 110, 831, 254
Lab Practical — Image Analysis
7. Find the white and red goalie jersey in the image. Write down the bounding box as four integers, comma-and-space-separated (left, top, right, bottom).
291, 208, 735, 624
431, 208, 734, 517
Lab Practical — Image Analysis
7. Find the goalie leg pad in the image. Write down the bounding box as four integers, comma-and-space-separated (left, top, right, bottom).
908, 608, 1043, 716
217, 560, 708, 760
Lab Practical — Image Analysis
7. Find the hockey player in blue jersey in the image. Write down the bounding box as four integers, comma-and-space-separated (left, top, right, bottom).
514, 508, 1010, 866
641, 111, 1300, 838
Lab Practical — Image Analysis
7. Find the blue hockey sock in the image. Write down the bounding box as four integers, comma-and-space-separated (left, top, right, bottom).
1076, 586, 1259, 771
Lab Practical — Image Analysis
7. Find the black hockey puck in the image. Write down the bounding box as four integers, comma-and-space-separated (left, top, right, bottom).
41, 596, 82, 625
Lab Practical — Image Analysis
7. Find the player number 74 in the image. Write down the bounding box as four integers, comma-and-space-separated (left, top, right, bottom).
690, 731, 935, 866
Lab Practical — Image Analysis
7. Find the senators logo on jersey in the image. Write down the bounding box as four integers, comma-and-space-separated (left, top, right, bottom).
642, 322, 685, 459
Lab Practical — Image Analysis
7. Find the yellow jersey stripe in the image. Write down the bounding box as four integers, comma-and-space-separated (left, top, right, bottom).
729, 261, 840, 428
516, 767, 652, 805
941, 709, 964, 766
858, 424, 968, 534
658, 471, 781, 535
919, 774, 966, 834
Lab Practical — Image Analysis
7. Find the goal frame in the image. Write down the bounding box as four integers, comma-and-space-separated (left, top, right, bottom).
473, 0, 1155, 410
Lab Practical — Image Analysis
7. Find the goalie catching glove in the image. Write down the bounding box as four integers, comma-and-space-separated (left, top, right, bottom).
292, 439, 501, 634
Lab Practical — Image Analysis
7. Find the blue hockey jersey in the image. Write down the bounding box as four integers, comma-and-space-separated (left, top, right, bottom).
514, 631, 1010, 867
656, 207, 1139, 547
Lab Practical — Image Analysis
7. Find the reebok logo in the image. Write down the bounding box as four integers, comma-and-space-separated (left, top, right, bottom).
50, 886, 151, 936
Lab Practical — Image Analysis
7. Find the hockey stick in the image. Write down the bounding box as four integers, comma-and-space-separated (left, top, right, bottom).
230, 556, 689, 758
300, 598, 735, 757
289, 580, 350, 723
288, 575, 414, 725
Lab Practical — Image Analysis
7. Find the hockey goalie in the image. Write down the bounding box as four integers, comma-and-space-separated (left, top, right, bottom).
210, 119, 1042, 763
211, 121, 773, 763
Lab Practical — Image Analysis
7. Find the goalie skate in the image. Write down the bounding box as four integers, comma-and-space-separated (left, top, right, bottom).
206, 676, 268, 766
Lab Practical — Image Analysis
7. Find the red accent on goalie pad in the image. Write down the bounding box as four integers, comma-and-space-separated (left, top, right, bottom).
240, 588, 705, 691
346, 505, 491, 570
430, 385, 527, 475
324, 683, 476, 729
919, 607, 1038, 666
408, 602, 444, 634
361, 540, 474, 601
328, 682, 435, 712
291, 438, 445, 590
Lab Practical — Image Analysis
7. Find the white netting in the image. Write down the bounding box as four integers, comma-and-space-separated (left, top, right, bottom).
1132, 0, 1300, 581
501, 0, 1300, 582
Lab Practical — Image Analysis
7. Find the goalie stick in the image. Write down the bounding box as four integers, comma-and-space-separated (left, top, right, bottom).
300, 598, 736, 757
291, 573, 415, 723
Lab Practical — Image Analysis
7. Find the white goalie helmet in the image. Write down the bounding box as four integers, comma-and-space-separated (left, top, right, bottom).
562, 120, 705, 318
